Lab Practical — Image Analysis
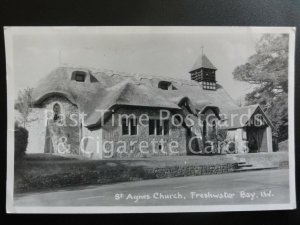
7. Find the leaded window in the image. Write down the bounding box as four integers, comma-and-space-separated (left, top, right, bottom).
122, 118, 138, 135
202, 81, 216, 90
149, 119, 169, 135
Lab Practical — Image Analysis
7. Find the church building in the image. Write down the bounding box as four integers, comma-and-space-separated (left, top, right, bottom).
25, 52, 275, 159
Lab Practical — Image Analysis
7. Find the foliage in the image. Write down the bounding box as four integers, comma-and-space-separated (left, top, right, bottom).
206, 128, 228, 154
232, 34, 289, 141
216, 129, 236, 154
14, 122, 28, 160
14, 156, 237, 193
15, 87, 33, 127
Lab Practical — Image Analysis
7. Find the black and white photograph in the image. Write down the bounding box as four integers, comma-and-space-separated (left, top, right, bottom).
5, 26, 296, 213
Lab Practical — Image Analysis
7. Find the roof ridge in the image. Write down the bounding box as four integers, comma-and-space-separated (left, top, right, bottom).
54, 66, 199, 85
241, 104, 260, 109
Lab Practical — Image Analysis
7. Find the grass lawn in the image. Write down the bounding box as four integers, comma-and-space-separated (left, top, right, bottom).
23, 153, 78, 161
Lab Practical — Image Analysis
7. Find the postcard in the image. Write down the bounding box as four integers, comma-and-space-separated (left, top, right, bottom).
5, 26, 296, 213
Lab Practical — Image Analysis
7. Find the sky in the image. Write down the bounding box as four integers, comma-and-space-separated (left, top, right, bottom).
9, 27, 262, 101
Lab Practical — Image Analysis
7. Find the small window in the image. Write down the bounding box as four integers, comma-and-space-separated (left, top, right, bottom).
212, 120, 217, 134
71, 71, 86, 82
130, 118, 137, 135
75, 74, 85, 82
203, 120, 207, 137
130, 144, 135, 152
149, 119, 169, 135
202, 81, 216, 90
53, 103, 61, 121
122, 118, 137, 135
149, 119, 155, 135
158, 81, 176, 90
158, 144, 162, 150
156, 120, 163, 135
163, 120, 169, 135
122, 118, 129, 135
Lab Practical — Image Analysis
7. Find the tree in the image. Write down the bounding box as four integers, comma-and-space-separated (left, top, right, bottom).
232, 34, 289, 141
14, 122, 28, 160
15, 87, 33, 127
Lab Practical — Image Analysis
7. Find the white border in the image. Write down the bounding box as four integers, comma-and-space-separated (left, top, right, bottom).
5, 26, 296, 213
5, 27, 15, 213
287, 27, 296, 209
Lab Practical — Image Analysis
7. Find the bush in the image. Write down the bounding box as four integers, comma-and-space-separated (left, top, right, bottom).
14, 160, 238, 193
14, 123, 28, 160
206, 129, 228, 154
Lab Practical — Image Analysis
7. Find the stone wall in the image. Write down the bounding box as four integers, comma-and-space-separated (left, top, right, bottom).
15, 159, 237, 193
101, 107, 187, 158
144, 163, 236, 179
39, 96, 80, 154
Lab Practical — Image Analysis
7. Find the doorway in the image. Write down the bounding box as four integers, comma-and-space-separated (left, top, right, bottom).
247, 126, 268, 153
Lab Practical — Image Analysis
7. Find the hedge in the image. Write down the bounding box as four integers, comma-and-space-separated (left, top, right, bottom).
14, 124, 28, 160
14, 160, 237, 193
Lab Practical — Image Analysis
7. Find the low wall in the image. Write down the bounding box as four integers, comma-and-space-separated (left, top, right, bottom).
144, 164, 236, 179
14, 157, 237, 194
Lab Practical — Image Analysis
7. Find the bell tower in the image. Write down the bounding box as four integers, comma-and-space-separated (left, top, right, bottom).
189, 47, 217, 90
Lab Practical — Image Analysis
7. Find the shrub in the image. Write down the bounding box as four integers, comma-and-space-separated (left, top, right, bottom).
14, 122, 28, 160
219, 131, 236, 154
206, 129, 228, 154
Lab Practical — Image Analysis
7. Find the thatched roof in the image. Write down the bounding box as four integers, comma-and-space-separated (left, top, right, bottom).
190, 54, 217, 72
32, 66, 240, 128
84, 80, 181, 128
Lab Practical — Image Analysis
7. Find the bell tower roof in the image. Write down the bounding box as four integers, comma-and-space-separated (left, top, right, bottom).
189, 49, 218, 90
189, 54, 217, 72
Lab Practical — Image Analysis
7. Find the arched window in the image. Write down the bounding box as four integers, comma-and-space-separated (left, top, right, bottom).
53, 103, 61, 121
203, 120, 207, 137
212, 120, 217, 134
